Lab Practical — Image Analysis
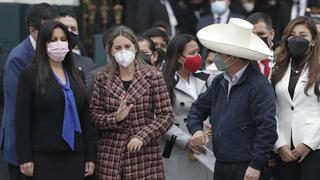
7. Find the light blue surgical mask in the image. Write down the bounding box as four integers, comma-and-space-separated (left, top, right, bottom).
213, 54, 233, 71
211, 1, 228, 15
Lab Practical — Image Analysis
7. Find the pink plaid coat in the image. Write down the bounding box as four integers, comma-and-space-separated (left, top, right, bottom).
90, 66, 173, 180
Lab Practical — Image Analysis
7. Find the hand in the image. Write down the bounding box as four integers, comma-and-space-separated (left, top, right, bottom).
20, 162, 34, 177
115, 94, 134, 122
127, 137, 143, 152
187, 130, 208, 154
243, 166, 260, 180
277, 145, 297, 163
291, 143, 311, 163
84, 162, 95, 177
205, 124, 212, 137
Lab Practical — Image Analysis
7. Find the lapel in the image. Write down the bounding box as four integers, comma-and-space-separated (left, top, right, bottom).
278, 63, 293, 104
126, 67, 150, 104
175, 75, 193, 99
107, 66, 150, 104
174, 73, 207, 100
193, 72, 208, 94
47, 71, 65, 102
293, 67, 308, 102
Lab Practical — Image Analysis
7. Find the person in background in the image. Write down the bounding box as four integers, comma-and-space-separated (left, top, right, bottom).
197, 0, 244, 31
161, 34, 214, 180
58, 11, 96, 77
272, 16, 320, 180
90, 26, 173, 179
15, 20, 95, 180
197, 0, 244, 60
179, 0, 211, 36
143, 27, 169, 53
230, 0, 256, 17
271, 0, 310, 42
247, 12, 275, 80
187, 18, 277, 180
0, 3, 58, 180
138, 36, 159, 67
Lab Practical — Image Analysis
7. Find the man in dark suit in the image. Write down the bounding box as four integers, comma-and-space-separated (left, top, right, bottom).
58, 11, 96, 77
0, 3, 58, 180
271, 0, 310, 41
197, 0, 245, 31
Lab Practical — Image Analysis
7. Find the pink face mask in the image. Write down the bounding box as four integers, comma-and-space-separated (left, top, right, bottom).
47, 41, 69, 62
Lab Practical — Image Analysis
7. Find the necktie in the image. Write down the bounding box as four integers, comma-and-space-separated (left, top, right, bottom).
217, 16, 221, 24
260, 59, 270, 78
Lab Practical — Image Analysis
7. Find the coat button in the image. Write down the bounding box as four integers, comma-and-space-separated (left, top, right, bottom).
291, 106, 294, 111
180, 102, 185, 107
184, 118, 188, 123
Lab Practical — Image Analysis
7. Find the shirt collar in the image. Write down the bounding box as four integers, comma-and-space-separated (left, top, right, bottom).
213, 9, 230, 23
223, 63, 248, 85
29, 35, 36, 50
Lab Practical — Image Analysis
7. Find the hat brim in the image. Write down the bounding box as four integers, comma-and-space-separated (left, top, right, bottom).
197, 24, 272, 61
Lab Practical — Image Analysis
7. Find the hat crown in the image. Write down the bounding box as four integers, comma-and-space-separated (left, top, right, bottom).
225, 18, 253, 47
197, 18, 272, 61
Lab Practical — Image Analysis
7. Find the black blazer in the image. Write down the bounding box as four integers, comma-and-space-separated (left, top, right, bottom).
15, 64, 95, 164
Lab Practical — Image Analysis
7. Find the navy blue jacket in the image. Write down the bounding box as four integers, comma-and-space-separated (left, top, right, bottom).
0, 37, 34, 165
187, 63, 277, 170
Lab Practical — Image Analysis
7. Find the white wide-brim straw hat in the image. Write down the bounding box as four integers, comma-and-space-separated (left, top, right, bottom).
197, 18, 272, 61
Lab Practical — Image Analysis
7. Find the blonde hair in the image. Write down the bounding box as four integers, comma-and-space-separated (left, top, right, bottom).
104, 26, 150, 87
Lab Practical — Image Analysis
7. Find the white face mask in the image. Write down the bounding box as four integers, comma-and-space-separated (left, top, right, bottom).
211, 1, 228, 15
114, 50, 136, 67
242, 2, 255, 13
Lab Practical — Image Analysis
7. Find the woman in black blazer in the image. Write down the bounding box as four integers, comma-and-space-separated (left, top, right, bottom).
15, 21, 95, 180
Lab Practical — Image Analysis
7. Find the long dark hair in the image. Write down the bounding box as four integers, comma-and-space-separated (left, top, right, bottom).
163, 34, 196, 104
271, 16, 320, 98
33, 20, 84, 93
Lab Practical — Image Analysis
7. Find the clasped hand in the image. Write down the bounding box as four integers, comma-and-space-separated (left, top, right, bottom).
187, 130, 209, 154
278, 144, 311, 163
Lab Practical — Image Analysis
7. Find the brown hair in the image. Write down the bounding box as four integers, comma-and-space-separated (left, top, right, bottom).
271, 16, 320, 98
104, 26, 150, 87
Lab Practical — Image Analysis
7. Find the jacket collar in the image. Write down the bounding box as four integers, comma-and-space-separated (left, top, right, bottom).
107, 66, 151, 104
174, 71, 209, 99
278, 61, 308, 104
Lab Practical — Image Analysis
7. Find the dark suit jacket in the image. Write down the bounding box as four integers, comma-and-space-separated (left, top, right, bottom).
196, 11, 245, 31
0, 37, 34, 165
271, 0, 310, 42
73, 53, 96, 78
15, 64, 96, 164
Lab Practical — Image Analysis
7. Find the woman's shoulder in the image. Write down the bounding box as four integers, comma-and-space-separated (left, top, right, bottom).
139, 66, 163, 79
94, 69, 109, 83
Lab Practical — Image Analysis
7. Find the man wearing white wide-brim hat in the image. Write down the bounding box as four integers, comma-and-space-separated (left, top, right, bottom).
186, 18, 278, 180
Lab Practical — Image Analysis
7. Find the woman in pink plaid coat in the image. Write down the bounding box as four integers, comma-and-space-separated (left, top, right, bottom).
90, 26, 173, 180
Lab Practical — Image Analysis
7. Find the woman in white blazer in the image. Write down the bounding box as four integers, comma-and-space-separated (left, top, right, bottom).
271, 16, 320, 180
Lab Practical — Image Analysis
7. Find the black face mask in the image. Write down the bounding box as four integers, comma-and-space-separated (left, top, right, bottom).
287, 36, 309, 57
155, 48, 165, 66
141, 54, 152, 65
68, 31, 80, 49
259, 36, 269, 47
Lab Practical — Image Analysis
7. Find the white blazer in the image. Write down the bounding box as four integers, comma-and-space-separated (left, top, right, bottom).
274, 63, 320, 151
